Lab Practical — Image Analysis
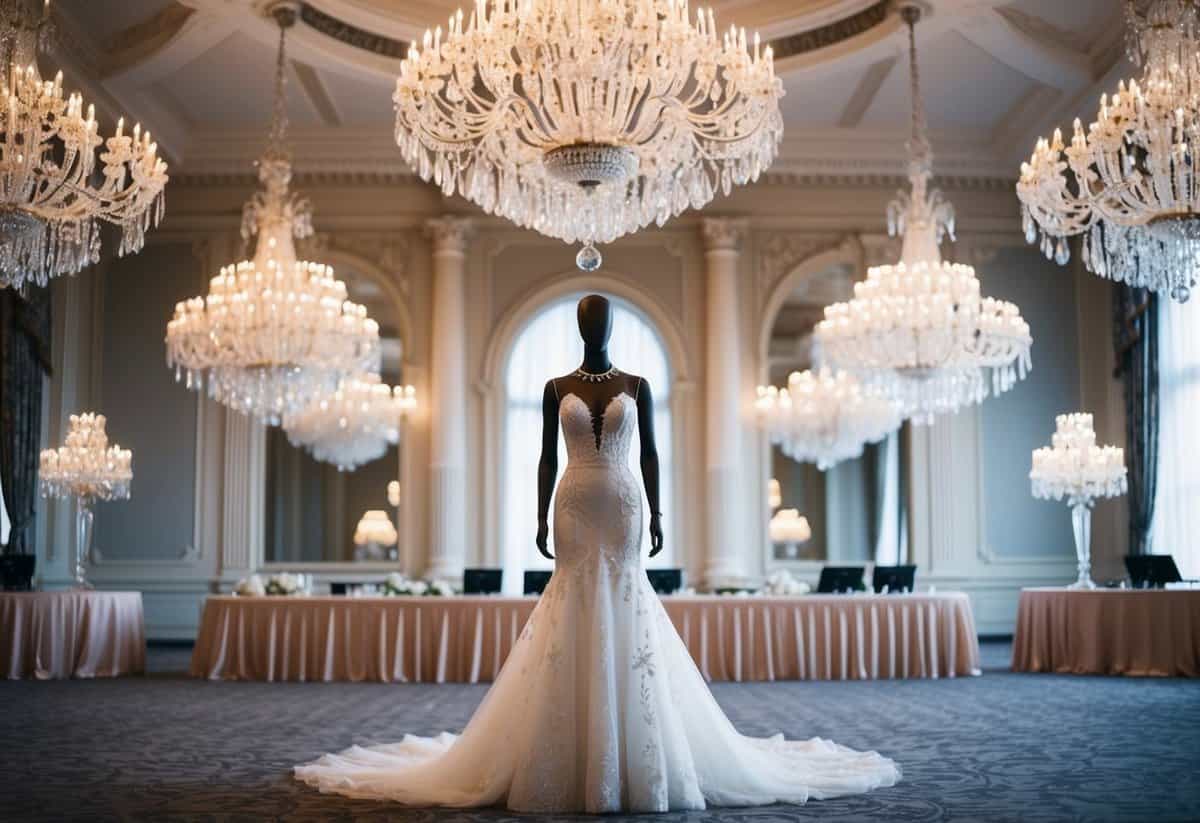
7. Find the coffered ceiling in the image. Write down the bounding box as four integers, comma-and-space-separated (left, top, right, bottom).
49, 0, 1129, 182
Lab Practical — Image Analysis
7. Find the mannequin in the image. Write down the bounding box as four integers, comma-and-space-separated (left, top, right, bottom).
536, 294, 663, 559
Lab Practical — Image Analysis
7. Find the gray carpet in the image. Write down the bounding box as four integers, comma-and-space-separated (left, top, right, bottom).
4, 641, 1199, 822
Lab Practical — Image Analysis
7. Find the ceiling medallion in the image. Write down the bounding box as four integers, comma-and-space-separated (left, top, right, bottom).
1018, 0, 1200, 302
392, 0, 784, 271
0, 0, 167, 290
813, 5, 1032, 425
165, 2, 379, 426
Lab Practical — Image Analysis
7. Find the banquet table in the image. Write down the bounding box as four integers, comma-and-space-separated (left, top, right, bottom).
1012, 587, 1200, 677
0, 591, 146, 679
191, 591, 980, 683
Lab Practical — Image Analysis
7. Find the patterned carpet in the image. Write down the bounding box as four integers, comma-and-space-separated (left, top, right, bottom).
4, 642, 1199, 822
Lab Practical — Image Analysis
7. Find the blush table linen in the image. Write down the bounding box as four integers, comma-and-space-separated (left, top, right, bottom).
192, 592, 980, 683
0, 591, 146, 679
1012, 587, 1200, 677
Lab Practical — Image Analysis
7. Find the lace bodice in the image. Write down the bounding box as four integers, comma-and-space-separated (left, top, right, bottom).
559, 392, 636, 465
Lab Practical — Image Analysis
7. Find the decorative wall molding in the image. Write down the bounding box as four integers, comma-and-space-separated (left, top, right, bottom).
753, 231, 849, 310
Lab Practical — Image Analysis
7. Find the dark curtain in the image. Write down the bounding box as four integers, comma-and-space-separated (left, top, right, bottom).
1113, 284, 1158, 556
0, 286, 52, 555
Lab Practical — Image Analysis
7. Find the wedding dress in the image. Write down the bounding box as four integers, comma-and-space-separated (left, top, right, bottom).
296, 391, 901, 812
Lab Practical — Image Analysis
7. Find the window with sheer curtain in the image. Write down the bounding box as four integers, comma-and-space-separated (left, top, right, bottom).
1152, 296, 1200, 579
501, 295, 673, 593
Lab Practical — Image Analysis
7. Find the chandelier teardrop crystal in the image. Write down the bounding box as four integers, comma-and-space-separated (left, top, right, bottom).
284, 374, 416, 471
165, 4, 379, 425
814, 5, 1032, 425
754, 368, 901, 471
1017, 0, 1200, 302
0, 0, 168, 290
393, 0, 784, 270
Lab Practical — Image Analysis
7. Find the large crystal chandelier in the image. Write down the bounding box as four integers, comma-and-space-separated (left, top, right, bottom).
39, 413, 132, 589
393, 0, 784, 271
754, 368, 900, 470
284, 373, 416, 471
165, 4, 378, 425
814, 5, 1032, 425
1018, 0, 1200, 302
0, 0, 167, 290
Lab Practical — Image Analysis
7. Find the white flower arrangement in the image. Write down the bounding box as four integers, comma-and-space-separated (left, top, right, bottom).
379, 572, 456, 597
264, 572, 309, 596
761, 569, 812, 597
234, 574, 266, 597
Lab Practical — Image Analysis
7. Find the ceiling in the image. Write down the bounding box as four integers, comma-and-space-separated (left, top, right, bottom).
49, 0, 1129, 182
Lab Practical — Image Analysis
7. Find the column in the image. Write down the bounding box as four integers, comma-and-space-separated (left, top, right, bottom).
701, 218, 748, 586
424, 216, 471, 581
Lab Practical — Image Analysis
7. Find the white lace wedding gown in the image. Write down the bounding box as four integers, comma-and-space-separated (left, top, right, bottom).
295, 391, 901, 812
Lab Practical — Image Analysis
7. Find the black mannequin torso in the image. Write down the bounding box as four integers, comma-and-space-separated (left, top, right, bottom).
536, 295, 663, 560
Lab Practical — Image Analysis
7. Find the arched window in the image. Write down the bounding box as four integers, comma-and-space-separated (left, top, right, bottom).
501, 294, 673, 592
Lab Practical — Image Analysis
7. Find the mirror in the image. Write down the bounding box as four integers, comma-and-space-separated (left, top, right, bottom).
764, 261, 908, 566
263, 262, 406, 564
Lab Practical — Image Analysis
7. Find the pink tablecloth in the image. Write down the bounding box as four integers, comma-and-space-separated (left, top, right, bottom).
1012, 587, 1200, 677
192, 592, 980, 683
0, 591, 146, 679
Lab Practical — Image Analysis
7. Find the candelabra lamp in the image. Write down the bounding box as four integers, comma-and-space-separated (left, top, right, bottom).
39, 414, 132, 589
769, 509, 811, 561
1030, 413, 1127, 589
353, 510, 398, 562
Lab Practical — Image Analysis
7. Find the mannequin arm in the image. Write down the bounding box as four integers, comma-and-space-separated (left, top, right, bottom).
536, 381, 559, 559
635, 378, 664, 556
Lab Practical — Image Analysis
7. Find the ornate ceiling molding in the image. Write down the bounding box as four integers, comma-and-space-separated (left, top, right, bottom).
293, 0, 891, 64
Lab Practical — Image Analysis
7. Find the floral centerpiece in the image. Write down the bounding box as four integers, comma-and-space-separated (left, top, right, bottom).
234, 574, 266, 596
233, 572, 310, 596
761, 569, 811, 596
380, 572, 456, 597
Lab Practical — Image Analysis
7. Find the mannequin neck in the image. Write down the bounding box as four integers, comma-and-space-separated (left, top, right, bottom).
579, 346, 612, 374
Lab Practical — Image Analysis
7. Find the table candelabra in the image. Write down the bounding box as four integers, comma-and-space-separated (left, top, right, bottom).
769, 508, 811, 560
39, 414, 132, 589
1030, 413, 1126, 589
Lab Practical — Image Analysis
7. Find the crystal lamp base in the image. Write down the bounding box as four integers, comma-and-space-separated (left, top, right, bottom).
1067, 501, 1096, 590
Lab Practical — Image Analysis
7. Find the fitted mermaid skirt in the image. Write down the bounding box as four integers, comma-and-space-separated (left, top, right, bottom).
295, 393, 900, 812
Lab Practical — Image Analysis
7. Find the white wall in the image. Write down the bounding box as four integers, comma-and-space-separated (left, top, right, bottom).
35, 174, 1125, 638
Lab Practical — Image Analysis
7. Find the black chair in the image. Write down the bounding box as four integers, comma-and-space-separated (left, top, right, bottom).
646, 568, 684, 594
1125, 555, 1183, 589
463, 568, 503, 594
817, 566, 865, 594
872, 564, 917, 593
523, 570, 553, 595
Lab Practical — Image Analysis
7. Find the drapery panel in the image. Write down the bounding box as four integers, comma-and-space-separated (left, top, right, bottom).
0, 287, 52, 556
1113, 285, 1157, 556
1152, 295, 1200, 578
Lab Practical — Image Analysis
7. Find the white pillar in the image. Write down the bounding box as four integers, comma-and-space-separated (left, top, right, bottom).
701, 218, 748, 586
424, 216, 471, 581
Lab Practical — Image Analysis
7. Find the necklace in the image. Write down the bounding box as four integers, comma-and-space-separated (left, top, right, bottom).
574, 366, 620, 383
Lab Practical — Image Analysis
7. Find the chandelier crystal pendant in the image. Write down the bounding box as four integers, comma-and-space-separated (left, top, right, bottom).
1030, 413, 1127, 589
814, 5, 1032, 425
284, 373, 416, 471
754, 368, 901, 471
165, 3, 379, 425
39, 413, 133, 589
0, 0, 168, 290
1018, 0, 1200, 302
393, 0, 784, 271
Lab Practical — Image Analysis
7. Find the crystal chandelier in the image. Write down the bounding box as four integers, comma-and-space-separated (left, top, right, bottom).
1018, 0, 1200, 302
814, 5, 1032, 425
39, 413, 132, 589
393, 0, 784, 271
284, 373, 416, 471
165, 4, 379, 425
754, 368, 900, 470
0, 0, 168, 290
1030, 413, 1127, 589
